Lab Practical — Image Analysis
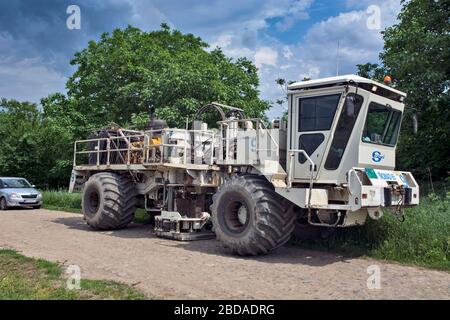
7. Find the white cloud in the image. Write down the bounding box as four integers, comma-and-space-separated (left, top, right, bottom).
255, 47, 278, 68
276, 0, 313, 31
0, 58, 66, 103
0, 32, 66, 102
276, 16, 296, 32
211, 33, 233, 49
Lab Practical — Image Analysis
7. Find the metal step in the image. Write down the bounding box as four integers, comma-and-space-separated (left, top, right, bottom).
155, 230, 215, 241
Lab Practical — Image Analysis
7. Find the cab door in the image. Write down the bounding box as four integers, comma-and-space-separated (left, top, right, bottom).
292, 92, 342, 180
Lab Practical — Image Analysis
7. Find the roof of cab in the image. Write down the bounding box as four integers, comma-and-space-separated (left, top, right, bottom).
288, 74, 406, 97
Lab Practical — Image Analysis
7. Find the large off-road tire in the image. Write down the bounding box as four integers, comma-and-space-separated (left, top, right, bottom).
82, 173, 136, 230
211, 175, 295, 256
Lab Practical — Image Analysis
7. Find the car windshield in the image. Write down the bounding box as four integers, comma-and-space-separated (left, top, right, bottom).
1, 178, 32, 188
362, 102, 402, 146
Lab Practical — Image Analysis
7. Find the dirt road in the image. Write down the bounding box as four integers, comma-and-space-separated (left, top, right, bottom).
0, 209, 449, 299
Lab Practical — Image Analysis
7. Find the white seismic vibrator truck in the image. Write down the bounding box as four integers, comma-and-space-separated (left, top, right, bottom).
70, 75, 419, 255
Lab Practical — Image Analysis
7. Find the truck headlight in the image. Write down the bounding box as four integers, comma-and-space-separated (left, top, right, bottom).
9, 193, 22, 200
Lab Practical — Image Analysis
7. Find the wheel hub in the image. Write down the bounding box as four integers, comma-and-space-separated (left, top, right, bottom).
223, 199, 250, 233
237, 205, 248, 225
87, 190, 100, 214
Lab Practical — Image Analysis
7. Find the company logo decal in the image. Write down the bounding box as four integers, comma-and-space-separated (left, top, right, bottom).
372, 151, 385, 163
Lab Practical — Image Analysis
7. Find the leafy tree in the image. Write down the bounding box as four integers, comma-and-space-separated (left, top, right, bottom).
358, 0, 449, 179
356, 63, 384, 81
41, 93, 91, 139
0, 99, 73, 188
66, 24, 270, 128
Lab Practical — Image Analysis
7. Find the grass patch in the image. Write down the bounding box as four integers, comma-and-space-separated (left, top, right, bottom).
43, 191, 81, 213
133, 209, 152, 224
293, 189, 450, 271
0, 249, 148, 300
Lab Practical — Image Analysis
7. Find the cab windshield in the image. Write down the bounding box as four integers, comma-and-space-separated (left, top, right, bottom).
1, 178, 32, 188
362, 102, 402, 146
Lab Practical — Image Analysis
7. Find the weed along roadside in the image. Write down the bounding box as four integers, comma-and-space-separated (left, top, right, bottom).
292, 191, 450, 271
42, 191, 82, 213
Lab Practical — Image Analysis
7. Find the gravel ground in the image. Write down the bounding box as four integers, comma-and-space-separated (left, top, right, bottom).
0, 209, 449, 299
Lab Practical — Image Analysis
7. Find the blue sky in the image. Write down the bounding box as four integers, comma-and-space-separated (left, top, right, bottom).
0, 0, 402, 119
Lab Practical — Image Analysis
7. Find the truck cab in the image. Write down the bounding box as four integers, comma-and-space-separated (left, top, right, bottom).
277, 75, 419, 226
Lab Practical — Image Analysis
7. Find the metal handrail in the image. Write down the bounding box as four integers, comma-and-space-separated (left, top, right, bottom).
217, 118, 280, 152
74, 129, 216, 167
74, 134, 147, 166
287, 149, 315, 209
287, 149, 315, 186
75, 133, 146, 144
217, 118, 281, 165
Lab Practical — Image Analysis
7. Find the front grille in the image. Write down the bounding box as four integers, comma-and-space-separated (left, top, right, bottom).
22, 194, 38, 199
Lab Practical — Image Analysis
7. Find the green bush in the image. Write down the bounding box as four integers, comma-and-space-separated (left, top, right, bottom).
367, 192, 450, 269
42, 191, 81, 212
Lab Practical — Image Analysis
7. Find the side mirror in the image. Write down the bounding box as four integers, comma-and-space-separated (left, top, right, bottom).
32, 185, 36, 188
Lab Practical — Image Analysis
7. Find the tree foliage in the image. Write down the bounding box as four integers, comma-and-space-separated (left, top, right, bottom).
358, 0, 449, 178
0, 99, 73, 188
67, 24, 269, 128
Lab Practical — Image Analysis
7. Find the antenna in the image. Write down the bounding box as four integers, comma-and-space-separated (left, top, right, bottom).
336, 40, 340, 76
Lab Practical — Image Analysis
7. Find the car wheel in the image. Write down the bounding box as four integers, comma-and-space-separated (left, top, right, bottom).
32, 205, 41, 210
0, 198, 8, 210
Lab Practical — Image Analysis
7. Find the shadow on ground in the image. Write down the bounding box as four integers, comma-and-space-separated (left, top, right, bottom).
51, 216, 153, 239
50, 215, 357, 267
